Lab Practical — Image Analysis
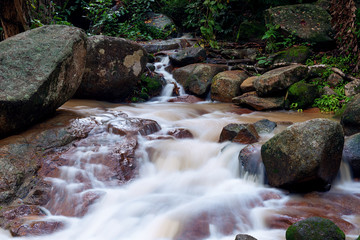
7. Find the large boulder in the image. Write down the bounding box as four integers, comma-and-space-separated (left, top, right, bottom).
173, 63, 228, 97
286, 217, 345, 240
169, 47, 206, 67
341, 94, 360, 136
232, 92, 285, 111
261, 118, 344, 192
342, 133, 360, 178
211, 70, 249, 102
0, 25, 87, 139
265, 4, 333, 44
253, 64, 308, 97
75, 35, 147, 102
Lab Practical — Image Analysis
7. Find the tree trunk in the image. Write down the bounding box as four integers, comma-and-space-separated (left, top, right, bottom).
0, 0, 29, 39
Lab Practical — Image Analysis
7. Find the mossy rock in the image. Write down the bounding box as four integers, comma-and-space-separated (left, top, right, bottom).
286, 217, 345, 240
272, 46, 311, 64
288, 81, 319, 109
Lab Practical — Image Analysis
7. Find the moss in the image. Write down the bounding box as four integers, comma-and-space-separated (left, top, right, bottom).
288, 81, 319, 109
273, 46, 310, 64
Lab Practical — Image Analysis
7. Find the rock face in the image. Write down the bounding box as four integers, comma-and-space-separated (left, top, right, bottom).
287, 82, 319, 109
342, 133, 360, 178
75, 35, 147, 102
169, 47, 206, 67
265, 4, 333, 44
253, 64, 308, 97
341, 94, 360, 136
261, 118, 344, 192
211, 70, 249, 102
219, 123, 259, 144
0, 25, 87, 139
173, 63, 228, 97
286, 217, 345, 240
232, 92, 284, 111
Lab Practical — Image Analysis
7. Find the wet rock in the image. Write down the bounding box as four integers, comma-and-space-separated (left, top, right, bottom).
235, 234, 258, 240
342, 133, 360, 178
327, 73, 343, 88
240, 76, 257, 93
75, 35, 147, 102
341, 94, 360, 136
219, 124, 259, 144
169, 47, 206, 67
271, 46, 311, 64
10, 220, 64, 237
261, 118, 344, 192
173, 63, 228, 97
211, 70, 249, 102
286, 217, 345, 240
232, 92, 284, 111
345, 79, 360, 97
108, 118, 161, 136
287, 82, 319, 109
253, 64, 308, 97
167, 128, 193, 139
0, 25, 87, 139
253, 119, 277, 134
140, 38, 189, 53
168, 95, 204, 103
238, 143, 262, 175
265, 4, 333, 44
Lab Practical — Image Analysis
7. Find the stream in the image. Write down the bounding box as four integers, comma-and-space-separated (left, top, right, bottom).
1, 57, 360, 240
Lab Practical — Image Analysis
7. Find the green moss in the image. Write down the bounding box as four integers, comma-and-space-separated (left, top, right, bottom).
273, 46, 310, 64
288, 81, 319, 109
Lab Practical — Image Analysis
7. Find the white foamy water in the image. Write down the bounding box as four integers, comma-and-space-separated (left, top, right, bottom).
1, 101, 359, 240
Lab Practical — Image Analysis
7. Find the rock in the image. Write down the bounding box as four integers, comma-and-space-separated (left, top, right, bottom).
168, 95, 204, 103
238, 143, 262, 175
108, 118, 161, 136
145, 13, 173, 33
287, 82, 319, 109
10, 220, 64, 237
169, 47, 206, 67
235, 234, 258, 240
0, 25, 87, 139
265, 4, 333, 44
219, 124, 259, 144
167, 128, 193, 139
286, 217, 345, 240
261, 118, 344, 192
322, 86, 337, 96
211, 70, 249, 102
316, 0, 331, 10
240, 76, 258, 93
140, 38, 189, 53
232, 92, 285, 111
221, 48, 259, 61
75, 35, 147, 102
253, 64, 308, 97
341, 94, 360, 136
253, 119, 277, 134
271, 46, 311, 64
342, 133, 360, 178
327, 73, 343, 87
345, 79, 360, 97
173, 63, 228, 97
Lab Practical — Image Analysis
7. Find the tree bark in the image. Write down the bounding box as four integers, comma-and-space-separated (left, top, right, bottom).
0, 0, 29, 39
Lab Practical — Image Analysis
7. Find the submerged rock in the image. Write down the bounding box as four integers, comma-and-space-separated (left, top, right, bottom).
211, 70, 249, 102
261, 118, 344, 192
238, 143, 262, 175
342, 133, 360, 178
75, 35, 147, 102
173, 63, 228, 97
0, 25, 87, 139
286, 217, 345, 240
341, 94, 360, 136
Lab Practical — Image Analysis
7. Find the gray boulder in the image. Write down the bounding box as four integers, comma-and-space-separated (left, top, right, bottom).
169, 47, 206, 67
173, 63, 228, 97
211, 70, 249, 102
286, 217, 345, 240
341, 94, 360, 136
75, 35, 147, 102
343, 133, 360, 178
0, 25, 87, 139
261, 118, 344, 192
265, 4, 333, 44
254, 119, 277, 134
253, 64, 308, 97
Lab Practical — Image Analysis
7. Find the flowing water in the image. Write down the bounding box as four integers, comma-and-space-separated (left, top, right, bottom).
1, 57, 360, 240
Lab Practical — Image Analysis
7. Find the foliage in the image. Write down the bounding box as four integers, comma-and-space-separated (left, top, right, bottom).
131, 73, 163, 102
261, 24, 302, 53
313, 86, 352, 113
